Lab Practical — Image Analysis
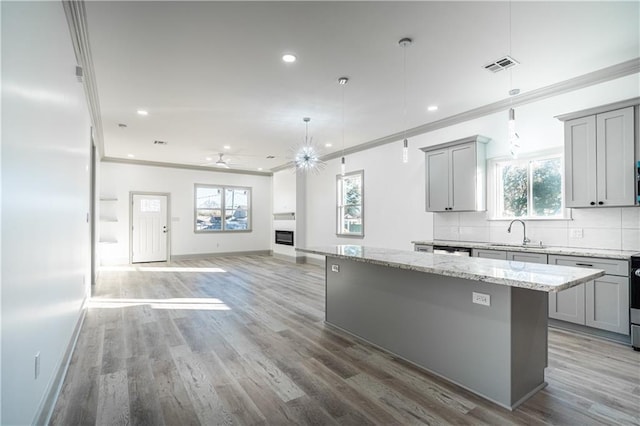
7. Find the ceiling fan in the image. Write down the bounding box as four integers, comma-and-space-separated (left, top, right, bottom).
213, 153, 229, 168
201, 153, 232, 168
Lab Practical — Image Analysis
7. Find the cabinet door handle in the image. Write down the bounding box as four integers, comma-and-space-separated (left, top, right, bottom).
575, 263, 593, 267
590, 201, 596, 205
598, 201, 604, 205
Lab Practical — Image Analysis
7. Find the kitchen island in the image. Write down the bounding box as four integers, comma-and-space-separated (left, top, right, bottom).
296, 245, 606, 410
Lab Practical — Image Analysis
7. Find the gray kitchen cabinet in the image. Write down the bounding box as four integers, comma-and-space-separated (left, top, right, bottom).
585, 274, 629, 334
473, 249, 507, 260
548, 255, 629, 334
421, 135, 489, 212
561, 105, 636, 208
507, 252, 547, 264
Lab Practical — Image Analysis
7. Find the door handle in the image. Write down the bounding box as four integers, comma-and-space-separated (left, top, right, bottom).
163, 225, 168, 233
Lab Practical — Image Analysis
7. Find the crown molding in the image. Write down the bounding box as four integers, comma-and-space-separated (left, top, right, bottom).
63, 0, 105, 157
273, 58, 639, 172
102, 157, 273, 176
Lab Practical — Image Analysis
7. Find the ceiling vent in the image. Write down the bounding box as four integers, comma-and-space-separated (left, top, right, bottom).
484, 55, 519, 73
153, 140, 168, 145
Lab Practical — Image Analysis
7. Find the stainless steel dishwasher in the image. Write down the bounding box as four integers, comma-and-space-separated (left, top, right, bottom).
432, 245, 472, 257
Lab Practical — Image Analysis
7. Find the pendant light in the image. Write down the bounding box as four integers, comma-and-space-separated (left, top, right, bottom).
507, 1, 520, 159
338, 76, 349, 176
399, 37, 412, 163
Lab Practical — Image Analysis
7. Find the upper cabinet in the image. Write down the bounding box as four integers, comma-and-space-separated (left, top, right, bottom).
558, 98, 639, 208
420, 135, 489, 212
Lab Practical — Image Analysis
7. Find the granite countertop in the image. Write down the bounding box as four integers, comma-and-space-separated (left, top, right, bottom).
297, 245, 605, 293
411, 240, 639, 260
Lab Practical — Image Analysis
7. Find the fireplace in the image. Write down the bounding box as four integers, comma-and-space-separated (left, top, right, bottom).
275, 230, 294, 246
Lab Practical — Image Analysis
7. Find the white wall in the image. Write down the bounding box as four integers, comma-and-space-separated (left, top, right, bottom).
1, 2, 91, 424
99, 162, 272, 264
303, 74, 640, 253
306, 141, 434, 252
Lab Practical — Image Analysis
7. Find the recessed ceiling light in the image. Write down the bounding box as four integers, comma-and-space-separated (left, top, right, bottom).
258, 167, 263, 171
223, 145, 231, 150
427, 105, 438, 112
205, 157, 212, 161
137, 110, 148, 116
127, 154, 135, 158
325, 143, 332, 147
282, 54, 296, 63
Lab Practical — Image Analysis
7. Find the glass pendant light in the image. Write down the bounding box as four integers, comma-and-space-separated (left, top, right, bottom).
338, 77, 348, 176
508, 107, 520, 158
399, 37, 412, 163
507, 1, 521, 159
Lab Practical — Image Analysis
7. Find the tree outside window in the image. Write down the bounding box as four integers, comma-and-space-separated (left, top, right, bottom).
195, 184, 251, 232
496, 154, 563, 219
337, 170, 364, 237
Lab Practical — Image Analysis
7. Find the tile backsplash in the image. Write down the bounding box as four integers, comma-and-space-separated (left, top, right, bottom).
433, 207, 640, 251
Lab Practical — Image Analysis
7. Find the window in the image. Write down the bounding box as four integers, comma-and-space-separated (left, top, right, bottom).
337, 170, 364, 237
491, 151, 566, 219
195, 184, 251, 232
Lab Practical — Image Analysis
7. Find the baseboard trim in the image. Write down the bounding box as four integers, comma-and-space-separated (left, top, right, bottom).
273, 252, 307, 264
304, 256, 325, 266
33, 297, 87, 426
171, 250, 272, 261
548, 319, 631, 345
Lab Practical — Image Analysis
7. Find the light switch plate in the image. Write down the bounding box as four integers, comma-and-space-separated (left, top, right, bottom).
472, 292, 490, 306
331, 264, 340, 273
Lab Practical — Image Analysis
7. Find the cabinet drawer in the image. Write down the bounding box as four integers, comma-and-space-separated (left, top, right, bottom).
507, 252, 547, 264
473, 249, 507, 260
548, 255, 628, 276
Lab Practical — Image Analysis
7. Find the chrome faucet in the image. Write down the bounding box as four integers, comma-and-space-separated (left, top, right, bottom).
508, 219, 531, 246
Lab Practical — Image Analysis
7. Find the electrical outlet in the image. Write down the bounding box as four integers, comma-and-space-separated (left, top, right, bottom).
570, 228, 584, 239
35, 352, 40, 379
472, 292, 491, 306
331, 264, 340, 273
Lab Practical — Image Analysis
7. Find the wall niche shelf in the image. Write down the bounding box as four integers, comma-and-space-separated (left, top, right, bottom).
273, 212, 295, 220
99, 196, 119, 245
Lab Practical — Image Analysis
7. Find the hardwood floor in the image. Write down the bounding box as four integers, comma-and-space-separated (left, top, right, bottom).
51, 255, 640, 425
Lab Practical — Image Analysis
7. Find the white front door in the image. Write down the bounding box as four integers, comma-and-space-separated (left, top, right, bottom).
132, 194, 168, 263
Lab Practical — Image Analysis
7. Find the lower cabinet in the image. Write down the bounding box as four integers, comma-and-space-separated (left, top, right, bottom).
585, 275, 629, 333
473, 249, 507, 260
548, 255, 629, 335
549, 283, 585, 324
473, 249, 547, 264
473, 250, 630, 335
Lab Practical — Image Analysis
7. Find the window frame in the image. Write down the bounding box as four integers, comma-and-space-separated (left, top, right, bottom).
487, 149, 571, 221
336, 170, 364, 238
194, 184, 252, 233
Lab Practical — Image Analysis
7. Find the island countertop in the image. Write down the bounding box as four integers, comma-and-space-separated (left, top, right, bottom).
296, 245, 605, 292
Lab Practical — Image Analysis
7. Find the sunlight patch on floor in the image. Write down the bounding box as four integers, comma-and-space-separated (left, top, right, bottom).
99, 265, 227, 273
88, 297, 231, 310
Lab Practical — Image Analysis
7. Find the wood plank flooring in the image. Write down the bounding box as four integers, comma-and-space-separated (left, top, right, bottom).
51, 255, 640, 425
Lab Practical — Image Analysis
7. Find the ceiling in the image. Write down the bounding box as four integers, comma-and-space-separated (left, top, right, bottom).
85, 1, 640, 172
